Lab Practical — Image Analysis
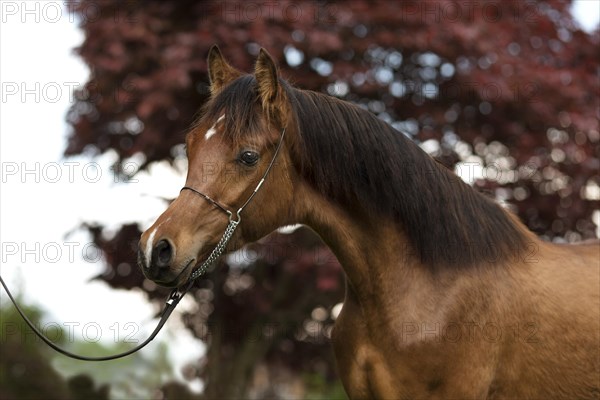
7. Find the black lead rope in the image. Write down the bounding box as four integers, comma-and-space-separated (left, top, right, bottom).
0, 275, 192, 361
0, 127, 286, 361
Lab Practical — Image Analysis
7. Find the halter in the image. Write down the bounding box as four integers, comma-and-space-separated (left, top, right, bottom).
180, 127, 286, 281
0, 127, 286, 361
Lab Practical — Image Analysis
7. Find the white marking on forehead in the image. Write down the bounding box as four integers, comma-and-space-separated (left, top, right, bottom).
205, 114, 225, 140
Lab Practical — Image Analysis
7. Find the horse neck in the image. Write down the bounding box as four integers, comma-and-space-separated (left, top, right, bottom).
295, 179, 532, 332
293, 180, 450, 315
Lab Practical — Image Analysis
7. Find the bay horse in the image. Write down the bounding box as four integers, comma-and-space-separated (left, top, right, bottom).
139, 46, 600, 399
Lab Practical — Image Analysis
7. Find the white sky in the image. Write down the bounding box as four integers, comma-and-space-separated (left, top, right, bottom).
571, 0, 600, 31
0, 1, 202, 391
0, 0, 597, 394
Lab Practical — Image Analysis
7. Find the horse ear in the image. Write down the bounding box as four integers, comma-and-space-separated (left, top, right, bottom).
207, 45, 241, 94
255, 48, 280, 106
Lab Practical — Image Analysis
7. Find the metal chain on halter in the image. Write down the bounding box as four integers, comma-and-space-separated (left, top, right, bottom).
183, 127, 286, 283
189, 216, 240, 281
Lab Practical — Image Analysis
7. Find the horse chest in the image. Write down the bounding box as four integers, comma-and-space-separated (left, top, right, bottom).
331, 297, 497, 399
331, 299, 440, 399
331, 306, 396, 398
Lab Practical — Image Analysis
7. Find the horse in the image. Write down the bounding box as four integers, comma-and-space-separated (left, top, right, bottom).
138, 46, 600, 399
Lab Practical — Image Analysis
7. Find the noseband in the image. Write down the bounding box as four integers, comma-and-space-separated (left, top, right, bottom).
181, 127, 286, 282
0, 127, 286, 361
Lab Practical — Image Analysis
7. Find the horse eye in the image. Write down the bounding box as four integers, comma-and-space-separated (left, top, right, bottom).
238, 150, 259, 166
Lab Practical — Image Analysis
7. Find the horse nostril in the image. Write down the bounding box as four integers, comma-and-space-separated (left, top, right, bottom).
153, 239, 173, 268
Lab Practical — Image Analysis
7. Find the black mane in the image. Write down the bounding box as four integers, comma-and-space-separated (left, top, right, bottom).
204, 75, 529, 269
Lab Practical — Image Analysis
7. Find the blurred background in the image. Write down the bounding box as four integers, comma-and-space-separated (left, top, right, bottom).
1, 0, 598, 399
